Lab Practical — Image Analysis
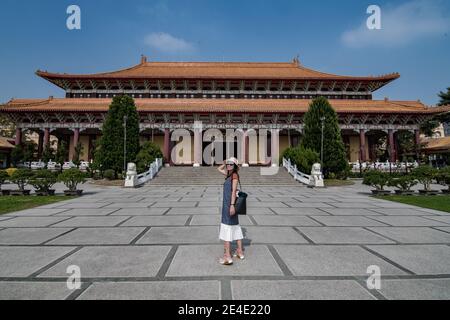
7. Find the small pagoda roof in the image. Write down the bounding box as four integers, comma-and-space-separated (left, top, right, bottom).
422, 136, 450, 153
2, 97, 447, 115
36, 59, 400, 82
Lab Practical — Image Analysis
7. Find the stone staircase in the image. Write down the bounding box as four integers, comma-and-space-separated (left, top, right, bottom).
146, 166, 301, 186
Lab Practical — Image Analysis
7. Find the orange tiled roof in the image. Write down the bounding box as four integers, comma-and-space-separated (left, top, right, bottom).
422, 136, 450, 152
1, 98, 448, 114
36, 61, 400, 81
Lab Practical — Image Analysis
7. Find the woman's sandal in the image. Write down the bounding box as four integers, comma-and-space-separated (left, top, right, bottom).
233, 251, 245, 260
219, 256, 233, 265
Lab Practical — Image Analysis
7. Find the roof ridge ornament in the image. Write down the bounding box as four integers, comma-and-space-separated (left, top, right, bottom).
292, 55, 300, 67
141, 55, 148, 64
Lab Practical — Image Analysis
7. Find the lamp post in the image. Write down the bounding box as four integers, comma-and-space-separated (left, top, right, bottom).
123, 115, 128, 173
320, 116, 325, 168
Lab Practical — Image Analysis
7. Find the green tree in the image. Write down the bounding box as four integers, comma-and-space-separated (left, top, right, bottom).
438, 87, 450, 106
95, 95, 140, 175
72, 142, 83, 168
55, 140, 67, 172
11, 144, 24, 167
301, 97, 348, 178
42, 143, 55, 166
136, 141, 163, 173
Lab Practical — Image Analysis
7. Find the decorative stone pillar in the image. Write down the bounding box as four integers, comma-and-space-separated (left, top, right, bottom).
271, 129, 280, 167
15, 128, 22, 146
164, 128, 170, 166
193, 127, 202, 167
359, 129, 367, 162
71, 128, 80, 161
388, 129, 396, 163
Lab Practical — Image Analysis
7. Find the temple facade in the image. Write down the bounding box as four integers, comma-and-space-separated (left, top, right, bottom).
1, 56, 449, 166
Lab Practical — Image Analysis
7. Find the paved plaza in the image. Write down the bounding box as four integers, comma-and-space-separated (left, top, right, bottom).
0, 180, 450, 300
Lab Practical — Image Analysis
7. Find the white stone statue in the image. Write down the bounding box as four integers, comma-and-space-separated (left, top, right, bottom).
309, 163, 325, 188
124, 162, 138, 187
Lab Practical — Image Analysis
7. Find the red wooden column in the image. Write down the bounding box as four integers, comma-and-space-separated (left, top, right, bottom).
43, 128, 50, 148
37, 131, 44, 158
359, 129, 367, 162
388, 129, 396, 162
415, 129, 421, 163
163, 128, 171, 165
15, 128, 22, 146
70, 128, 80, 161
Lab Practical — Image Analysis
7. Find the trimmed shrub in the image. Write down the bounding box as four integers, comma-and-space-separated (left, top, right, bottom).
0, 170, 9, 190
282, 146, 320, 174
104, 169, 116, 181
412, 165, 437, 191
29, 170, 57, 193
10, 169, 33, 191
362, 171, 390, 191
388, 175, 417, 191
58, 169, 87, 191
437, 167, 450, 191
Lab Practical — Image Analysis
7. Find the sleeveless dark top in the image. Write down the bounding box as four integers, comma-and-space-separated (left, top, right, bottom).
221, 173, 239, 226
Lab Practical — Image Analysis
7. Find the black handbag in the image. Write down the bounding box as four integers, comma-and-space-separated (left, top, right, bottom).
233, 175, 248, 215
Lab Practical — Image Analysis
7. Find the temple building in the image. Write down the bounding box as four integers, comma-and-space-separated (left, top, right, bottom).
1, 56, 449, 166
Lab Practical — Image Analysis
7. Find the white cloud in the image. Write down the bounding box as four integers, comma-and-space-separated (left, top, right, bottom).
342, 0, 450, 48
144, 32, 195, 54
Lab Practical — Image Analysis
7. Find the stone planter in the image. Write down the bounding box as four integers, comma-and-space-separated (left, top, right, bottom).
1, 190, 10, 196
35, 189, 56, 196
10, 190, 31, 196
418, 190, 440, 196
64, 190, 83, 196
371, 190, 391, 196
394, 190, 416, 196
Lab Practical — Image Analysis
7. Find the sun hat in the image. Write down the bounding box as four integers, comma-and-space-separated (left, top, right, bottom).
226, 157, 239, 166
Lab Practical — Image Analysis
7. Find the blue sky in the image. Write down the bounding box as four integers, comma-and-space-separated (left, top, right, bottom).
0, 0, 449, 105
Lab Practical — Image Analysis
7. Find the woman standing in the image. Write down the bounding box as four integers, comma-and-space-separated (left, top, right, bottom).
217, 157, 245, 265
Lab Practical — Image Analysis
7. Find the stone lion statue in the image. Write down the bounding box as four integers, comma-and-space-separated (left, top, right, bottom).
127, 163, 137, 175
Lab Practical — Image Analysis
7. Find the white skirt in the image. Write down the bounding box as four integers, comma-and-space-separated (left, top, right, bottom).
219, 223, 244, 242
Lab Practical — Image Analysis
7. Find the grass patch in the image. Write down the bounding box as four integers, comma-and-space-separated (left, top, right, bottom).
325, 179, 355, 187
376, 195, 450, 213
0, 196, 74, 215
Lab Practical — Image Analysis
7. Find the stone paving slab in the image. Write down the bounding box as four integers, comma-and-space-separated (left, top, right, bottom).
296, 227, 395, 244
166, 245, 283, 277
55, 209, 119, 216
77, 281, 221, 300
103, 202, 155, 209
366, 245, 450, 275
3, 208, 70, 217
310, 216, 389, 227
166, 207, 220, 215
46, 227, 145, 245
0, 282, 74, 300
369, 208, 436, 216
251, 215, 321, 227
110, 208, 169, 216
243, 227, 309, 244
319, 208, 383, 216
368, 216, 450, 227
367, 227, 450, 244
270, 208, 330, 215
39, 246, 171, 278
0, 217, 70, 228
274, 245, 407, 276
136, 226, 219, 244
231, 280, 376, 300
0, 246, 76, 277
121, 216, 190, 227
378, 279, 450, 300
151, 202, 198, 208
0, 228, 73, 245
55, 203, 111, 209
51, 216, 130, 227
189, 215, 254, 226
425, 216, 450, 224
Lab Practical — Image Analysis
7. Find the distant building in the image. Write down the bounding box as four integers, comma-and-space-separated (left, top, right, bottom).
1, 56, 449, 165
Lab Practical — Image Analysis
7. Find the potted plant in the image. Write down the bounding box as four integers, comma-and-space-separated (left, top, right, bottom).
362, 170, 391, 195
412, 165, 439, 195
58, 168, 87, 196
0, 170, 9, 196
388, 175, 417, 195
436, 167, 450, 194
9, 169, 33, 196
30, 169, 57, 196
